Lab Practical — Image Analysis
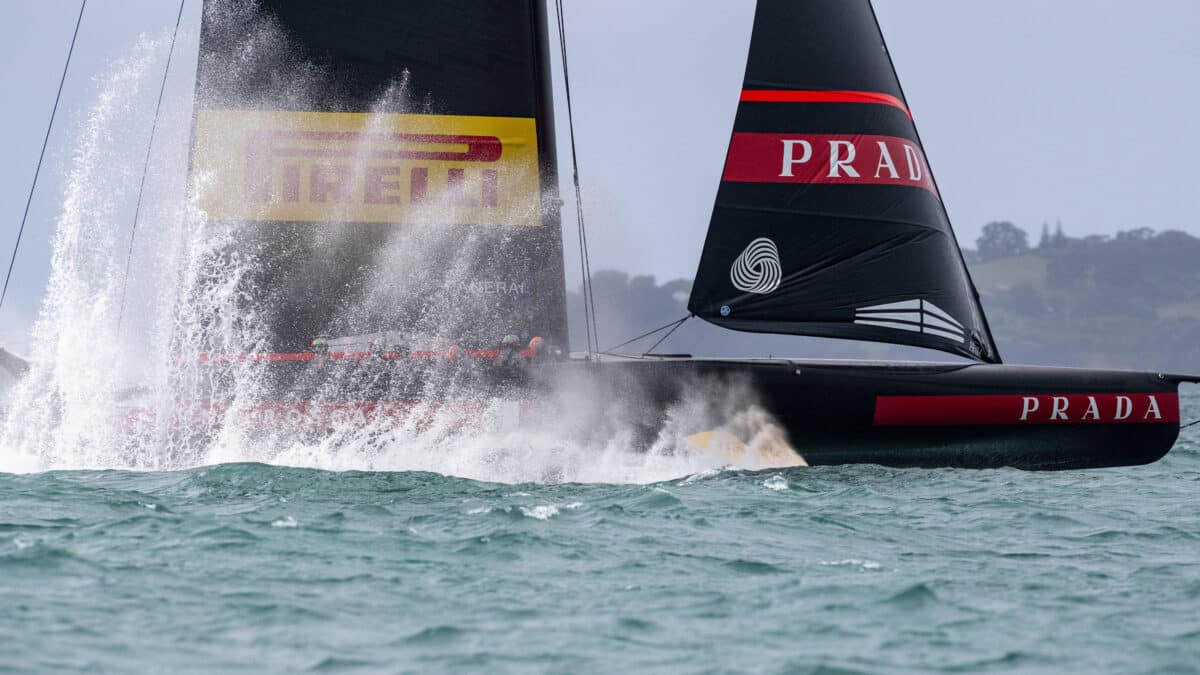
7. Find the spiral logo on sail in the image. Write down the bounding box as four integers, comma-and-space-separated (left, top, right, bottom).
730, 238, 782, 294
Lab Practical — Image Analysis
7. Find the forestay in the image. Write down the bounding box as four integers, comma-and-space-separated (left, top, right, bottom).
688, 0, 1000, 363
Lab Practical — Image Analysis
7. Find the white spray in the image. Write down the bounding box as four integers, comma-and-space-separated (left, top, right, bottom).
0, 1, 804, 481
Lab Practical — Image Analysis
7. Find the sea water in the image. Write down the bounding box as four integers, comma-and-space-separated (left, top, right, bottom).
0, 400, 1197, 674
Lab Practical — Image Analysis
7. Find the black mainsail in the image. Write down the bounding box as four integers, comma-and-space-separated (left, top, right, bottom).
191, 0, 567, 351
688, 0, 1000, 363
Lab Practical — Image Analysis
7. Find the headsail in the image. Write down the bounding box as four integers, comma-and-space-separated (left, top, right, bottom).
688, 0, 1000, 363
191, 0, 567, 351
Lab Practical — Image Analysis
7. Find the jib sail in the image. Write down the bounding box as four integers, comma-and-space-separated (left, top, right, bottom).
191, 0, 567, 351
687, 0, 1000, 363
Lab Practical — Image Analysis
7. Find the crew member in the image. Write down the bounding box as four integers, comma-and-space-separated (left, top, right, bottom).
498, 334, 524, 369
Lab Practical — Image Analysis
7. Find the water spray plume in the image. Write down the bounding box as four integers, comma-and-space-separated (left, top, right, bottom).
0, 0, 804, 481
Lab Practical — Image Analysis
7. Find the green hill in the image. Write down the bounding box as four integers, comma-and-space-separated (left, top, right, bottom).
969, 256, 1049, 293
966, 228, 1200, 371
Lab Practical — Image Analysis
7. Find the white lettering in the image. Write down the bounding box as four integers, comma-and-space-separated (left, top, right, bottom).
874, 141, 899, 179
1020, 397, 1040, 421
779, 140, 813, 177
903, 144, 923, 181
464, 280, 526, 295
1115, 396, 1133, 420
1083, 396, 1101, 421
828, 141, 860, 178
1144, 395, 1163, 420
1050, 396, 1070, 421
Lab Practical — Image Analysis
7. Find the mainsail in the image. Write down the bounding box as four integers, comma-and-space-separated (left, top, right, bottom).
688, 0, 1000, 363
191, 0, 567, 351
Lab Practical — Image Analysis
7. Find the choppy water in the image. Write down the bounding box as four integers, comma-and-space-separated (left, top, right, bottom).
1, 393, 1196, 674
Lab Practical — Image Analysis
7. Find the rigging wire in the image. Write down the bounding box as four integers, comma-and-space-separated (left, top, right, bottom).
641, 315, 690, 357
116, 0, 188, 335
552, 0, 600, 358
1183, 419, 1200, 432
602, 314, 691, 355
0, 0, 88, 314
864, 2, 1002, 366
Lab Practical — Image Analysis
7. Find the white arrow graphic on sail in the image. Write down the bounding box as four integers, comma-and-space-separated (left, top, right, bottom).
731, 238, 782, 294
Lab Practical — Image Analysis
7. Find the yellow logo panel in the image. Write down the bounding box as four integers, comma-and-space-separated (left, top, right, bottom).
192, 110, 542, 226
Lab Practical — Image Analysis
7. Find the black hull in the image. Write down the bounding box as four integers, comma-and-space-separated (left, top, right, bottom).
164, 353, 1195, 472
534, 359, 1192, 471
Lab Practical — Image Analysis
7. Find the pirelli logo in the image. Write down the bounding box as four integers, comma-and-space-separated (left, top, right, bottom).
192, 110, 542, 226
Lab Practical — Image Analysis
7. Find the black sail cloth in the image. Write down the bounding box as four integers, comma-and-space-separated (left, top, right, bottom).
688, 0, 1000, 363
192, 0, 567, 351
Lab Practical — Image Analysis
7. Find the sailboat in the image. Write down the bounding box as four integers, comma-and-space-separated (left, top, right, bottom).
61, 0, 1200, 469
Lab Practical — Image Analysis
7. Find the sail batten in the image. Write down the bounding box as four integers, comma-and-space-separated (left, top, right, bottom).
688, 0, 1000, 363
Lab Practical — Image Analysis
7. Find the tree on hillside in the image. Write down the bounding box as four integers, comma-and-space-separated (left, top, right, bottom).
1038, 222, 1051, 249
1116, 227, 1155, 242
1053, 220, 1067, 247
976, 221, 1030, 262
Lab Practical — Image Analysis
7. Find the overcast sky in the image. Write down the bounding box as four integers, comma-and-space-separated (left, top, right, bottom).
1, 0, 1198, 348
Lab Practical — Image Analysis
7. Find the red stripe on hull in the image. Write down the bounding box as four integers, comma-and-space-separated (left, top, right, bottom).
873, 394, 1179, 427
195, 349, 534, 363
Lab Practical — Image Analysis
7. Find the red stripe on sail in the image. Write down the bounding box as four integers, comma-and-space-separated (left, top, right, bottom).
873, 394, 1179, 427
740, 89, 913, 119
